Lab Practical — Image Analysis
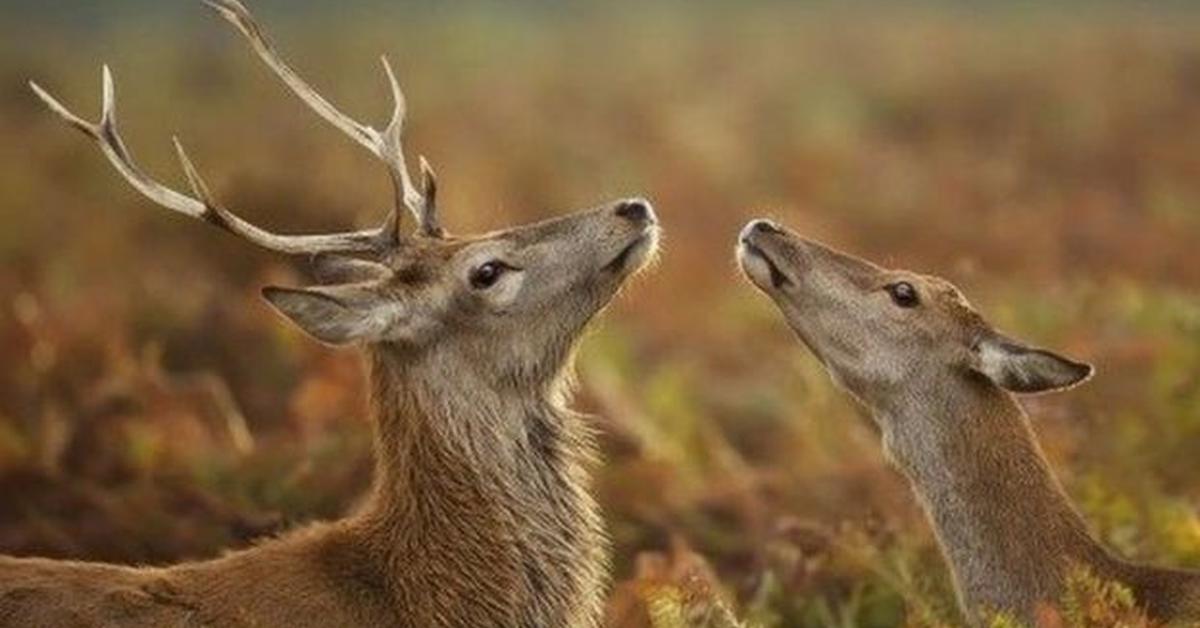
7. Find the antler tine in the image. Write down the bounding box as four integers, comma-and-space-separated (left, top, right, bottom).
380, 56, 440, 239
30, 67, 388, 256
418, 155, 441, 238
205, 0, 441, 238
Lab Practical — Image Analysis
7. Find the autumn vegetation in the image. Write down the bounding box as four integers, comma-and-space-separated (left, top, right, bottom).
2, 2, 1200, 626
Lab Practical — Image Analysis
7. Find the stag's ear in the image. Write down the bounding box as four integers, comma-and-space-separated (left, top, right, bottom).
971, 334, 1093, 394
262, 284, 399, 346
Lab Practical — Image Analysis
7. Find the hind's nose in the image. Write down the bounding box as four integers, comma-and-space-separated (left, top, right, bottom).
615, 198, 656, 225
749, 219, 784, 236
740, 219, 784, 243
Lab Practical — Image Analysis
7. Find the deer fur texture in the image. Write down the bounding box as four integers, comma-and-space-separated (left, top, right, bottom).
737, 219, 1200, 625
0, 204, 660, 628
8, 0, 662, 625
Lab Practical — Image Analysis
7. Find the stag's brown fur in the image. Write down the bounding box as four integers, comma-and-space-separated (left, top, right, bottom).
1, 199, 659, 628
737, 219, 1200, 625
14, 1, 660, 621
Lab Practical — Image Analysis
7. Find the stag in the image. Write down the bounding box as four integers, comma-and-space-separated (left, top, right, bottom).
2, 2, 659, 626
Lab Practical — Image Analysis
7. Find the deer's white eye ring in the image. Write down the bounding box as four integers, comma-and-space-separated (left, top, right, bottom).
469, 261, 515, 290
886, 281, 920, 308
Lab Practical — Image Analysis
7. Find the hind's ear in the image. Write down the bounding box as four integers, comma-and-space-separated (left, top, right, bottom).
971, 334, 1093, 394
262, 284, 399, 346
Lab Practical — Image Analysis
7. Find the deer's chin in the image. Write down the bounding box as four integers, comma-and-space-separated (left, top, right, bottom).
737, 240, 792, 294
603, 226, 660, 277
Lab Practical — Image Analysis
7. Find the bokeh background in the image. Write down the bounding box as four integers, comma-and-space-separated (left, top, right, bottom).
3, 1, 1200, 625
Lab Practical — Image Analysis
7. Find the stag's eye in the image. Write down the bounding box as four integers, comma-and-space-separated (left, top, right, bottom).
469, 261, 512, 290
886, 281, 920, 308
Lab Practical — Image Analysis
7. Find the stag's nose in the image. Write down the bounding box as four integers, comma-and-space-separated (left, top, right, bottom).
615, 198, 656, 225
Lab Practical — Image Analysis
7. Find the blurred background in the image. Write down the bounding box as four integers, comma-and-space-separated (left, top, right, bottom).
3, 1, 1200, 625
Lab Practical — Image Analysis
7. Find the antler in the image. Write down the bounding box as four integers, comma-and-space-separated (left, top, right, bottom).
204, 0, 441, 238
29, 67, 394, 256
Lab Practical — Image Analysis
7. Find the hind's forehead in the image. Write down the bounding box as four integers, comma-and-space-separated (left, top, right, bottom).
922, 275, 962, 297
923, 275, 984, 324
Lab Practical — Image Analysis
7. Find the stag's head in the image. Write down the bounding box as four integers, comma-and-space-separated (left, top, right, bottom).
32, 0, 658, 386
265, 198, 657, 382
736, 219, 1091, 411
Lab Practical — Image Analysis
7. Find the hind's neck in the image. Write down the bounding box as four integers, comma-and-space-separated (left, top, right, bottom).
349, 348, 605, 627
880, 377, 1125, 622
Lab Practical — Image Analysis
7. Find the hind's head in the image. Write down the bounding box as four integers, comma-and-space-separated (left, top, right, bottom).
736, 219, 1091, 411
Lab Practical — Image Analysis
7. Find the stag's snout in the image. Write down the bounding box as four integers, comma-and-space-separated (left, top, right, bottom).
614, 198, 656, 225
592, 197, 658, 276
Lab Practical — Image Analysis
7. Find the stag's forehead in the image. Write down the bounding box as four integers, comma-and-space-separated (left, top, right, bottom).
384, 220, 560, 268
382, 227, 540, 282
388, 238, 457, 262
381, 237, 468, 285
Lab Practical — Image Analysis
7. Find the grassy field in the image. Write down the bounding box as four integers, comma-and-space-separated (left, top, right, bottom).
3, 2, 1200, 626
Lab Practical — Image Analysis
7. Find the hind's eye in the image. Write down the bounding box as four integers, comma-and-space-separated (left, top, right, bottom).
469, 261, 510, 290
887, 281, 920, 308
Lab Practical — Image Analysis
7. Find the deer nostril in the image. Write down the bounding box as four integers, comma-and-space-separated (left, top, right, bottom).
615, 199, 654, 224
750, 219, 784, 235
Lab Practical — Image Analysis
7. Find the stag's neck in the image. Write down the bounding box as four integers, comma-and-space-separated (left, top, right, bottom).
878, 377, 1126, 622
349, 348, 605, 627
